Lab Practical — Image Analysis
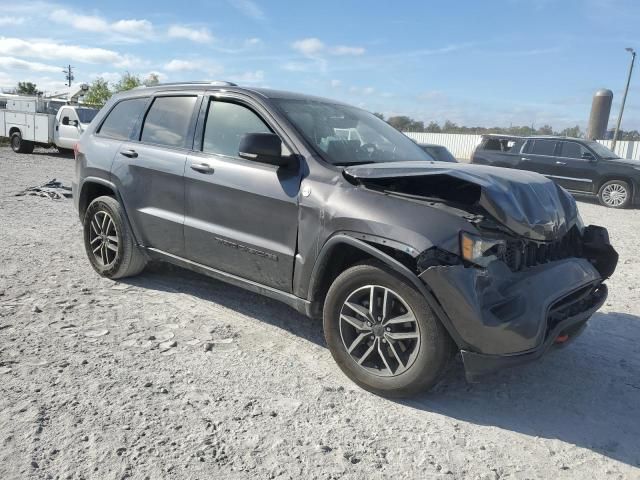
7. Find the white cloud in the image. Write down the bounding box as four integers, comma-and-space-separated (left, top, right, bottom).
0, 36, 139, 66
0, 17, 26, 26
227, 0, 266, 21
0, 56, 60, 73
49, 9, 153, 39
168, 25, 213, 44
229, 70, 264, 83
331, 45, 365, 56
292, 38, 325, 56
244, 37, 262, 47
330, 79, 341, 88
164, 59, 201, 72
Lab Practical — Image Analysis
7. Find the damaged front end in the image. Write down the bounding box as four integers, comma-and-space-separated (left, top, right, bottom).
343, 162, 619, 381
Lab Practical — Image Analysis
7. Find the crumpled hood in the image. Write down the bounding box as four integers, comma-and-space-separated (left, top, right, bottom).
344, 161, 578, 241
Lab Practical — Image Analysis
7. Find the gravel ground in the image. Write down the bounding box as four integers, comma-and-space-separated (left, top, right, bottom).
1, 147, 639, 480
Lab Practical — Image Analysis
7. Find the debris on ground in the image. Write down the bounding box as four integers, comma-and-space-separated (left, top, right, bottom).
15, 178, 72, 200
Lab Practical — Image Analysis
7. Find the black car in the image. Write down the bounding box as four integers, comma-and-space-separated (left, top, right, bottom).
73, 82, 617, 396
418, 143, 457, 162
471, 134, 640, 208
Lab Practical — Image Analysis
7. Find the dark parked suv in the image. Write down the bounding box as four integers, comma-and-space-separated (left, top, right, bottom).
73, 82, 618, 396
471, 134, 640, 208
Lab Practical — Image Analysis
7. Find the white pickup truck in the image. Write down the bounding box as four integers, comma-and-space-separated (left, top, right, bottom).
0, 88, 99, 154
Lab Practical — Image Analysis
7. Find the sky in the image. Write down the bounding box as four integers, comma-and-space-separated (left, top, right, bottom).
0, 0, 639, 131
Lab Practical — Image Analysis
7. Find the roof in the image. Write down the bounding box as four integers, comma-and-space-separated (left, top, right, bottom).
482, 134, 585, 141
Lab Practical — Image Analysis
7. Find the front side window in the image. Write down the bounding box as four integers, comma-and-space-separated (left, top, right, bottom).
98, 97, 148, 140
529, 139, 557, 156
274, 98, 432, 166
202, 100, 272, 157
140, 96, 197, 148
560, 141, 588, 159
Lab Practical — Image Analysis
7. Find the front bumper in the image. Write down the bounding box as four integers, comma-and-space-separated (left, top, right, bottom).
420, 252, 613, 380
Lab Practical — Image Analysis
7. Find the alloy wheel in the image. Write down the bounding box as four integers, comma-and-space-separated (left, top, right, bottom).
601, 183, 628, 207
88, 210, 119, 267
339, 285, 421, 377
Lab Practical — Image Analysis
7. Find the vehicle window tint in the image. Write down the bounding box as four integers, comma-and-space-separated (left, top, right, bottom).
140, 96, 197, 148
560, 142, 587, 159
530, 140, 557, 156
98, 98, 148, 140
482, 138, 502, 151
202, 100, 271, 157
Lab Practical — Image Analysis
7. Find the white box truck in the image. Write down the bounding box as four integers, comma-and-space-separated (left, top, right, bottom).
0, 85, 100, 154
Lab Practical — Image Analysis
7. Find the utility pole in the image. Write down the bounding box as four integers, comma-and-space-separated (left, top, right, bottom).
63, 65, 74, 88
612, 48, 636, 150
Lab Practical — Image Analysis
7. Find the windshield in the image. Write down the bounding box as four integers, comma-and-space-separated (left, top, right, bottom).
585, 141, 619, 159
274, 98, 434, 165
76, 107, 99, 124
420, 145, 457, 162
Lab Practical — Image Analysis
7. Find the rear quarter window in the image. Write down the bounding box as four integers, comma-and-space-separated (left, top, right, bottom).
98, 97, 148, 140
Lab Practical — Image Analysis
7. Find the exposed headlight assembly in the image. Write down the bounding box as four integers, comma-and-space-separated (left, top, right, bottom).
460, 232, 505, 266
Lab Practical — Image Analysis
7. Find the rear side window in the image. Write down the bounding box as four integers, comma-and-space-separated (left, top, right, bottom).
559, 141, 588, 159
140, 96, 197, 148
202, 100, 271, 157
529, 139, 557, 156
98, 98, 148, 140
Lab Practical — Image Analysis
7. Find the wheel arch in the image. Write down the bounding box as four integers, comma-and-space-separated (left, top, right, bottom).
78, 178, 118, 219
9, 126, 22, 137
306, 234, 465, 348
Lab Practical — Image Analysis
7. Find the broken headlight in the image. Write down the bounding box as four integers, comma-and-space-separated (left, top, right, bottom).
460, 232, 505, 266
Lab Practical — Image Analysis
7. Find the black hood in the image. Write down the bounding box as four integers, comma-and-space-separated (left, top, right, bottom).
343, 161, 578, 241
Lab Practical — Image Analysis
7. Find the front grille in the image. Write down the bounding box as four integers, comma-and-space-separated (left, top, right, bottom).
499, 227, 582, 272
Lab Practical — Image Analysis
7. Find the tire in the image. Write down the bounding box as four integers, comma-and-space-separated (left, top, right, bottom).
57, 147, 74, 155
597, 180, 631, 208
323, 261, 454, 397
10, 132, 34, 154
83, 195, 147, 279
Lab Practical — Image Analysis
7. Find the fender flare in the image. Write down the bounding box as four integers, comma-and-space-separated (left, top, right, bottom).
307, 234, 466, 348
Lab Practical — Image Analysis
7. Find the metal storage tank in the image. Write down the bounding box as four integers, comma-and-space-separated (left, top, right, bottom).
586, 89, 613, 139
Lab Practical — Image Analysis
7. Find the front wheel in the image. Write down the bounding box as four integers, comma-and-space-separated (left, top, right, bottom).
598, 180, 631, 208
83, 195, 147, 279
323, 261, 454, 397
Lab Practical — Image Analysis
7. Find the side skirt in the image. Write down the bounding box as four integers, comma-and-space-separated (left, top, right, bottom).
145, 247, 312, 317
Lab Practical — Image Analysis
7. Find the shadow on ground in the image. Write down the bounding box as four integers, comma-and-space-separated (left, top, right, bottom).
124, 263, 640, 468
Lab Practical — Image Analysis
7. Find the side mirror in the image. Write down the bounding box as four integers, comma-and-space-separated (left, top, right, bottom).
61, 116, 70, 126
581, 151, 596, 161
72, 120, 79, 127
238, 133, 290, 167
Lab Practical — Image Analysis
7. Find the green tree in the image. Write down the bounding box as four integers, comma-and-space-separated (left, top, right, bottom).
114, 72, 141, 92
84, 77, 112, 106
537, 124, 554, 135
143, 73, 160, 87
373, 112, 385, 121
425, 121, 441, 133
559, 125, 582, 138
16, 81, 40, 95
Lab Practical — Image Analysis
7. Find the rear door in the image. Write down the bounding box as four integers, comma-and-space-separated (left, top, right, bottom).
111, 94, 200, 257
184, 95, 301, 291
520, 139, 559, 176
550, 141, 597, 193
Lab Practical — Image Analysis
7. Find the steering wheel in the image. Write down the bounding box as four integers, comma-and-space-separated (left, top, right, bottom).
360, 143, 378, 158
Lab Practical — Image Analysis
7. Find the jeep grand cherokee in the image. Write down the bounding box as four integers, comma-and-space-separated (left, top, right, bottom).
73, 81, 618, 397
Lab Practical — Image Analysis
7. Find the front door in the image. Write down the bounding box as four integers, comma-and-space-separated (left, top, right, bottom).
519, 139, 559, 177
184, 97, 301, 292
56, 107, 81, 149
550, 141, 598, 194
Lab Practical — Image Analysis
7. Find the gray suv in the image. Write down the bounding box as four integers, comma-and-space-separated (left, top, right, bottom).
74, 82, 618, 396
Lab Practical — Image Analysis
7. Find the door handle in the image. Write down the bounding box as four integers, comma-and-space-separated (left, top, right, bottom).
120, 149, 138, 158
555, 161, 566, 165
190, 163, 215, 174
520, 157, 530, 161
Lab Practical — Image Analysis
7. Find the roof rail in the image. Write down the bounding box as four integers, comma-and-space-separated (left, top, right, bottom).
136, 80, 238, 89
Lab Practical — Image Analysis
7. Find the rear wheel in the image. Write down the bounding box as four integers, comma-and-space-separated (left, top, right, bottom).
323, 261, 454, 397
10, 132, 34, 154
598, 180, 631, 208
83, 195, 147, 279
